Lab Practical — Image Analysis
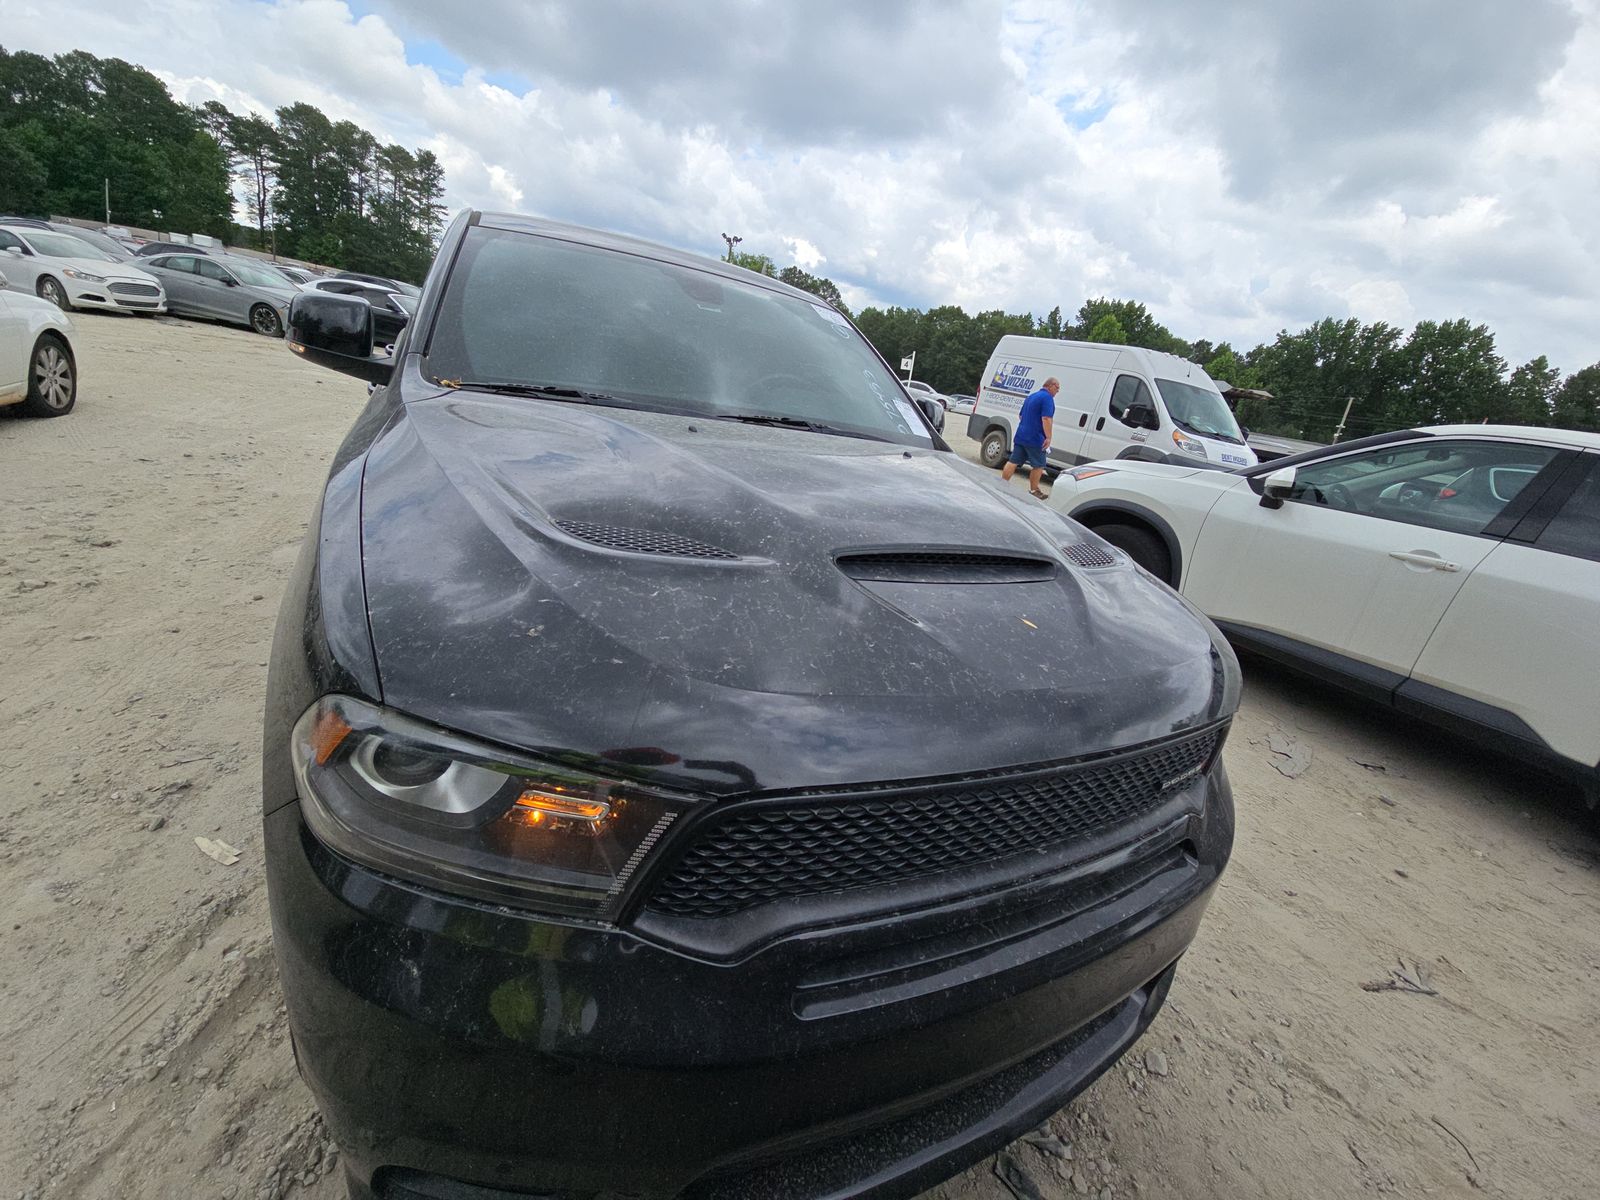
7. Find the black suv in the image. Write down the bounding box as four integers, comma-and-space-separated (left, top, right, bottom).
265, 211, 1239, 1200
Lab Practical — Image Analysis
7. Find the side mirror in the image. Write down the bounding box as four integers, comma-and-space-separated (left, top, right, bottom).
914, 395, 945, 432
1259, 465, 1296, 509
4, 246, 22, 258
222, 276, 239, 287
1122, 403, 1157, 430
287, 292, 393, 384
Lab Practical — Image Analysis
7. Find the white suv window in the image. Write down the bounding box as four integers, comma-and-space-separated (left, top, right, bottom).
1284, 439, 1560, 536
1537, 461, 1600, 562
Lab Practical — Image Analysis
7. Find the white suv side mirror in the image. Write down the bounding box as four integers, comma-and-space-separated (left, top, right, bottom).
1260, 465, 1296, 509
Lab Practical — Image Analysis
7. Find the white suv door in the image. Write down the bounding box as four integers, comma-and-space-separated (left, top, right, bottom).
1407, 452, 1600, 770
1183, 437, 1565, 679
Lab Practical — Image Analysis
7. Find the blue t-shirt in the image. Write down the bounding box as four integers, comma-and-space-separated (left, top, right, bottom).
1016, 387, 1056, 446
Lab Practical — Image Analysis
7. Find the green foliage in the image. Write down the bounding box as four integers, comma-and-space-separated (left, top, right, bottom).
1504, 356, 1560, 426
730, 250, 776, 276
1552, 365, 1600, 432
853, 304, 1034, 395
0, 44, 447, 281
0, 126, 46, 212
777, 265, 849, 317
1086, 314, 1128, 345
1075, 297, 1188, 355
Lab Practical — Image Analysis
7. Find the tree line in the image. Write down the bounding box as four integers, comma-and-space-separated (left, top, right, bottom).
735, 252, 1600, 440
0, 46, 446, 281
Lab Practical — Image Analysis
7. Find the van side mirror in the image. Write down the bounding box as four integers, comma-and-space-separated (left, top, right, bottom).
1122, 403, 1157, 430
287, 292, 393, 384
913, 395, 945, 432
1259, 465, 1296, 509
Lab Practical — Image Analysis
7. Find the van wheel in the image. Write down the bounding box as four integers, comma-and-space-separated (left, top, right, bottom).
980, 429, 1009, 469
1095, 522, 1172, 583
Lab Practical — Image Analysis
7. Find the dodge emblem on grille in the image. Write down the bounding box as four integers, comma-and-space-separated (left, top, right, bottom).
1161, 762, 1205, 792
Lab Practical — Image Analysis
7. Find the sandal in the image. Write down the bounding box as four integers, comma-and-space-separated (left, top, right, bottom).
1030, 488, 1048, 499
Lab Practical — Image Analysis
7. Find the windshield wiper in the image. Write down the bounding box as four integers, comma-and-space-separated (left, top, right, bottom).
713, 413, 893, 443
438, 380, 636, 405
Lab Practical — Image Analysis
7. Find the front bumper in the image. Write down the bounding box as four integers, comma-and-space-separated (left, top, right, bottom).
65, 280, 166, 313
266, 763, 1232, 1199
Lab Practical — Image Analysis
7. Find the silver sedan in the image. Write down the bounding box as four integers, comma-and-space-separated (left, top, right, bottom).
138, 253, 299, 336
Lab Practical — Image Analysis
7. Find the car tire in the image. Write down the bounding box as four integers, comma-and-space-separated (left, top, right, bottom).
1095, 522, 1171, 582
980, 428, 1009, 470
21, 334, 76, 417
250, 304, 284, 338
37, 276, 69, 310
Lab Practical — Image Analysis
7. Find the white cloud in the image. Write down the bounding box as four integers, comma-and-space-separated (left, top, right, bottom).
5, 0, 1597, 370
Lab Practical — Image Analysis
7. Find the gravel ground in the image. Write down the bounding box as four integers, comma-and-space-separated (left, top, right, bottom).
2, 312, 1596, 1200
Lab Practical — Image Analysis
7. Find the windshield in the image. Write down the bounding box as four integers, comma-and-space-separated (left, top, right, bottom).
61, 229, 128, 259
425, 227, 932, 446
1154, 378, 1245, 443
26, 230, 118, 262
227, 260, 293, 289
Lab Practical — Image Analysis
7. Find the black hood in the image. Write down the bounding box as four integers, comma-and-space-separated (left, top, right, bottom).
358, 392, 1235, 796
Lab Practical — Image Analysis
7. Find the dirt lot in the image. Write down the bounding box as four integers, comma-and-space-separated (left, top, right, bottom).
2, 313, 1597, 1200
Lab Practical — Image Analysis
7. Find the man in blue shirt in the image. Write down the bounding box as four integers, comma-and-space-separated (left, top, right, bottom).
1001, 377, 1059, 498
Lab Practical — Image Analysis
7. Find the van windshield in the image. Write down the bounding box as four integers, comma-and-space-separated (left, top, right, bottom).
424, 227, 932, 446
1154, 378, 1245, 444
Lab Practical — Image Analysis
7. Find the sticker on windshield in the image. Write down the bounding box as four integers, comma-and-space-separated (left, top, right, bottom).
860, 367, 922, 438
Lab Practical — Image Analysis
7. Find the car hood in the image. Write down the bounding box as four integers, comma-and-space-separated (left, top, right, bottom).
58, 256, 160, 284
357, 391, 1237, 795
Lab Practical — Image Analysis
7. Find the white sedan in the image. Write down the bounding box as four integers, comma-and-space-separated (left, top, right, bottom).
0, 270, 77, 416
0, 225, 166, 315
1052, 425, 1600, 804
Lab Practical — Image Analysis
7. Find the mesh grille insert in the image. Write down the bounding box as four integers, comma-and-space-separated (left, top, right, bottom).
1064, 543, 1118, 569
836, 551, 1055, 584
554, 520, 738, 560
646, 727, 1222, 918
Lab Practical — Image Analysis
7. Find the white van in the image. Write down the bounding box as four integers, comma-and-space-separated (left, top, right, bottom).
966, 337, 1258, 474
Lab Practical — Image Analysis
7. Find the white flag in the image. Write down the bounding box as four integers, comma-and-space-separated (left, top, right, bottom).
900, 355, 914, 371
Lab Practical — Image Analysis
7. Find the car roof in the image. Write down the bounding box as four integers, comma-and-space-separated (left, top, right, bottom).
1419, 424, 1600, 451
474, 211, 828, 307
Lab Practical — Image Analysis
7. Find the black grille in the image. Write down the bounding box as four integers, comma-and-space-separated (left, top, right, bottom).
109, 282, 160, 297
646, 728, 1221, 918
836, 551, 1055, 584
554, 520, 738, 560
1064, 543, 1118, 569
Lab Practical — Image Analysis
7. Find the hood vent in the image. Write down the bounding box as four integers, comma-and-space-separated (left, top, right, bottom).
1063, 543, 1118, 569
836, 551, 1056, 585
555, 520, 739, 560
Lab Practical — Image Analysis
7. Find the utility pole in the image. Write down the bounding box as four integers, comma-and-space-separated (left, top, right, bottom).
1331, 395, 1356, 443
720, 232, 742, 263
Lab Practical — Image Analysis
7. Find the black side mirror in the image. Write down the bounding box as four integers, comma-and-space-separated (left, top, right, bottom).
913, 395, 945, 432
223, 276, 238, 286
287, 292, 393, 384
1122, 403, 1157, 430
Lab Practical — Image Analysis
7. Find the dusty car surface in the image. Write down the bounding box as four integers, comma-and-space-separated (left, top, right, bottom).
263, 211, 1239, 1200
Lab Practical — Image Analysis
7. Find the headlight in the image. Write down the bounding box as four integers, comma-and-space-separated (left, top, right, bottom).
62, 268, 107, 283
1172, 430, 1207, 456
291, 695, 694, 919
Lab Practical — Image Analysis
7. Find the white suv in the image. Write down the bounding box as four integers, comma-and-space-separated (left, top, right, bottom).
1052, 425, 1600, 804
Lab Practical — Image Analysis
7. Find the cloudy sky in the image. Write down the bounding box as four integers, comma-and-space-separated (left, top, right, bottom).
4, 0, 1597, 371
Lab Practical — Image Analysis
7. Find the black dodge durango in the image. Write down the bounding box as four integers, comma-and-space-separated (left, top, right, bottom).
263, 211, 1239, 1200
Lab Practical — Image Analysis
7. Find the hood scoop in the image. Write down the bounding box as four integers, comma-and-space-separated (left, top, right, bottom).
1063, 542, 1118, 570
836, 550, 1057, 585
554, 519, 739, 560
